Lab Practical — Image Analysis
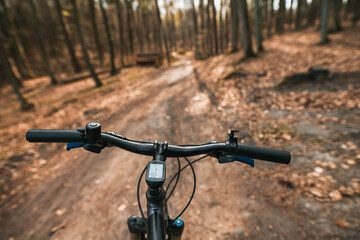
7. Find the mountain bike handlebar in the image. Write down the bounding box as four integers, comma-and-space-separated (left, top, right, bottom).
26, 124, 291, 164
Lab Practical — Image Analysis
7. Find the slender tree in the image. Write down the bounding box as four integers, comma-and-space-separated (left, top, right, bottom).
0, 34, 33, 110
332, 0, 342, 31
210, 0, 218, 54
267, 0, 274, 38
191, 0, 199, 57
276, 0, 286, 34
125, 0, 134, 55
219, 0, 224, 53
54, 0, 82, 73
353, 0, 360, 27
0, 0, 30, 79
99, 0, 116, 75
199, 0, 205, 53
295, 0, 303, 30
115, 0, 125, 66
237, 0, 255, 58
71, 0, 102, 87
288, 0, 294, 27
255, 0, 264, 52
28, 0, 57, 84
206, 0, 213, 55
230, 0, 238, 52
88, 0, 104, 66
155, 0, 170, 64
307, 0, 319, 27
320, 0, 329, 44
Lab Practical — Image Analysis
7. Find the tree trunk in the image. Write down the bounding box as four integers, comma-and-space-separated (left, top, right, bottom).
155, 0, 170, 64
125, 0, 134, 55
0, 34, 33, 111
230, 0, 238, 52
71, 0, 102, 87
225, 10, 230, 52
115, 0, 125, 66
219, 0, 224, 53
267, 0, 274, 38
238, 0, 255, 58
99, 0, 116, 75
54, 0, 82, 73
28, 0, 57, 84
344, 0, 352, 20
320, 0, 329, 44
295, 0, 303, 30
289, 0, 294, 27
276, 0, 286, 34
255, 0, 264, 52
206, 0, 213, 55
332, 0, 342, 31
88, 0, 104, 66
191, 0, 200, 57
353, 0, 360, 27
199, 0, 205, 54
0, 0, 27, 81
307, 0, 319, 27
210, 0, 218, 54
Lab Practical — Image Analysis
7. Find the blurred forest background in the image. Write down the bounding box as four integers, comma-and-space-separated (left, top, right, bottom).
1, 0, 359, 110
1, 0, 360, 239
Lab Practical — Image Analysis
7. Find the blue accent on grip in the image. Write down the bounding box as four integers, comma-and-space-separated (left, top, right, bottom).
174, 218, 184, 227
66, 143, 85, 151
234, 156, 255, 168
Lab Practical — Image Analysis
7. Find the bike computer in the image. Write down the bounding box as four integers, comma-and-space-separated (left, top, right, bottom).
146, 161, 166, 188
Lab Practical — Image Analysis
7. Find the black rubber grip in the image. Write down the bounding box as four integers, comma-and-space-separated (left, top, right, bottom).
236, 144, 291, 164
26, 130, 83, 143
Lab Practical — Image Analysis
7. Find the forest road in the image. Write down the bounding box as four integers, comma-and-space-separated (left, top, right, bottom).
0, 57, 304, 240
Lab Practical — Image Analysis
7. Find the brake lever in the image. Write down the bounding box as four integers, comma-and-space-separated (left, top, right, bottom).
217, 155, 254, 168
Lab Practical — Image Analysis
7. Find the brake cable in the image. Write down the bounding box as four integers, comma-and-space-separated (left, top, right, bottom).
137, 154, 210, 225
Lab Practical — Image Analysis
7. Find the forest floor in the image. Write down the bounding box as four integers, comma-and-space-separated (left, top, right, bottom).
0, 26, 360, 240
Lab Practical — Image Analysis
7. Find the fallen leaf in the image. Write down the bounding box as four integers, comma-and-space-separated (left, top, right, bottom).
329, 190, 342, 201
118, 204, 127, 212
334, 219, 350, 228
50, 222, 67, 233
55, 208, 67, 216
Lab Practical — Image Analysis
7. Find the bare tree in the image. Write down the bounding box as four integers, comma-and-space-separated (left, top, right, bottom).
191, 0, 200, 57
288, 0, 294, 27
0, 34, 33, 110
206, 0, 213, 55
320, 0, 329, 44
267, 0, 274, 38
88, 0, 104, 66
115, 0, 125, 66
255, 0, 264, 52
210, 0, 218, 54
307, 0, 319, 27
230, 0, 238, 52
155, 0, 170, 64
125, 0, 134, 55
238, 0, 255, 58
28, 0, 57, 84
99, 0, 116, 75
332, 0, 342, 32
276, 0, 286, 34
295, 0, 303, 30
353, 0, 360, 26
54, 0, 82, 73
71, 0, 102, 87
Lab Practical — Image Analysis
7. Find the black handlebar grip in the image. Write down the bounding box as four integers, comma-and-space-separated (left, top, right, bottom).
236, 144, 291, 164
26, 130, 84, 143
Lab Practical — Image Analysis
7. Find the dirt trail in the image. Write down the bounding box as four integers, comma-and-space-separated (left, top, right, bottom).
1, 30, 359, 239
